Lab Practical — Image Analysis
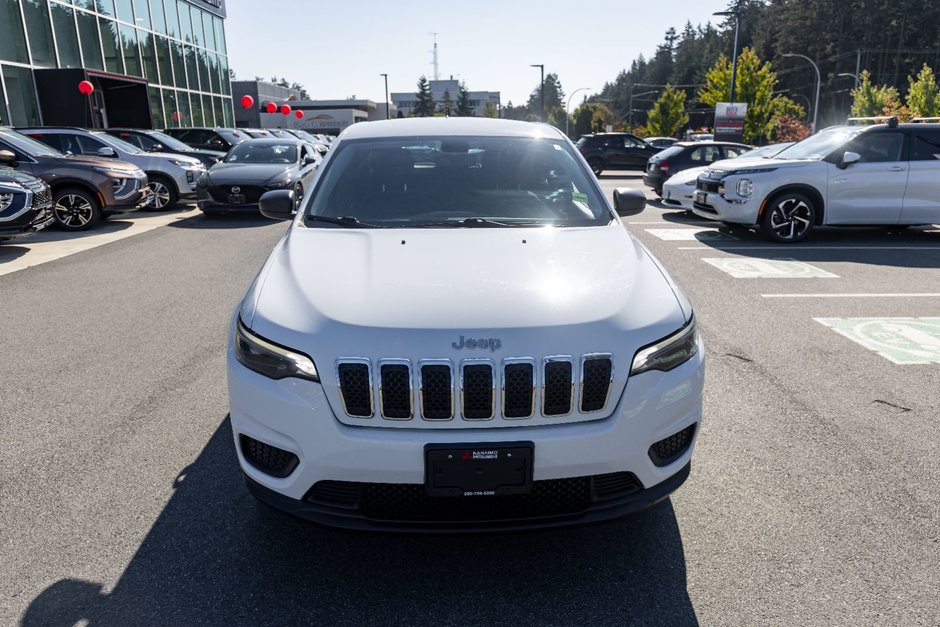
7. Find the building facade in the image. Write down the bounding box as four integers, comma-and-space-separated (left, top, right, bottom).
391, 79, 499, 117
0, 0, 232, 130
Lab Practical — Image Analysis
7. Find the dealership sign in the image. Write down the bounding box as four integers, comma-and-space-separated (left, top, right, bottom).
714, 102, 747, 143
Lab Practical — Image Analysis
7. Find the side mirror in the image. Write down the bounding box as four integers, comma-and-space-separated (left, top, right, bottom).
839, 151, 861, 169
152, 143, 164, 152
97, 147, 117, 158
259, 190, 296, 221
0, 150, 16, 165
612, 188, 646, 216
303, 155, 317, 166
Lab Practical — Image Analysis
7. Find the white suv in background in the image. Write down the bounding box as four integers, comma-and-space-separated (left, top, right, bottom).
692, 120, 940, 241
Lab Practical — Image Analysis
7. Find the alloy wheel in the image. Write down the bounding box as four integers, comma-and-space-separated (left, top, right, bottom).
149, 181, 172, 209
54, 194, 94, 228
768, 197, 813, 241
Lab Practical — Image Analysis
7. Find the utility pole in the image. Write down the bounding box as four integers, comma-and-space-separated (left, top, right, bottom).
428, 32, 439, 81
380, 73, 389, 119
714, 10, 742, 103
530, 64, 545, 122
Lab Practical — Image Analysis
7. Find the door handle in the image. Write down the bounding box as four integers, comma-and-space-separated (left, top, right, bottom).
888, 166, 906, 171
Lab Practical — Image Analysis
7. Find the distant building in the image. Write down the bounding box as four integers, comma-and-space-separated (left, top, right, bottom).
232, 80, 302, 128
391, 79, 499, 117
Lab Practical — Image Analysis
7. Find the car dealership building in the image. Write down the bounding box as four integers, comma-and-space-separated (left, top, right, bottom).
0, 0, 233, 130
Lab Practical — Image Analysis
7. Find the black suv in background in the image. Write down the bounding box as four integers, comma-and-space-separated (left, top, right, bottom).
0, 127, 150, 231
576, 132, 659, 175
0, 166, 54, 242
164, 127, 248, 152
104, 129, 225, 169
644, 141, 751, 195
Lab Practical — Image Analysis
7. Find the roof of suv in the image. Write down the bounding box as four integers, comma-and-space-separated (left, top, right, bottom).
342, 118, 566, 140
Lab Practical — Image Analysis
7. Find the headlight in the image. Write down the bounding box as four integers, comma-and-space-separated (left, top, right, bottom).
735, 179, 753, 197
266, 178, 292, 189
631, 317, 699, 376
94, 166, 137, 179
233, 318, 318, 382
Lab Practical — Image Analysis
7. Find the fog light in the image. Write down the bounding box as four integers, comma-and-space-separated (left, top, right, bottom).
735, 179, 753, 197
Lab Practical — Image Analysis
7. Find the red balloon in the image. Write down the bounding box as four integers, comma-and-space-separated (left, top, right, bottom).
78, 80, 94, 95
240, 95, 254, 109
295, 110, 304, 119
171, 111, 182, 122
265, 102, 277, 114
280, 104, 291, 115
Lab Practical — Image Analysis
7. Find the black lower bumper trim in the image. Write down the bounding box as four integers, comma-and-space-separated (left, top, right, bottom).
243, 462, 691, 533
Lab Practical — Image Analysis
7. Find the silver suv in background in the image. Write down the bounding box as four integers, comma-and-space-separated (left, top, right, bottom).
19, 127, 205, 210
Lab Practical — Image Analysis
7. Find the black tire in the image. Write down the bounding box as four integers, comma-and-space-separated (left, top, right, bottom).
760, 191, 815, 242
147, 175, 179, 211
52, 187, 101, 231
588, 158, 604, 176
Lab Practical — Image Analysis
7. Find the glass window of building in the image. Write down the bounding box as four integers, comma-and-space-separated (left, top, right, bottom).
0, 0, 30, 64
149, 86, 164, 129
191, 95, 204, 126
201, 93, 213, 126
76, 10, 103, 71
197, 49, 209, 92
132, 0, 150, 30
50, 3, 83, 69
99, 18, 124, 74
163, 89, 179, 126
190, 7, 204, 47
177, 90, 191, 126
2, 65, 41, 126
170, 40, 185, 88
22, 0, 56, 68
221, 98, 233, 127
95, 0, 116, 19
150, 0, 166, 35
155, 36, 173, 86
119, 23, 142, 76
212, 16, 225, 55
218, 54, 229, 93
163, 0, 179, 39
114, 0, 133, 23
183, 45, 198, 91
207, 53, 219, 93
201, 11, 215, 52
140, 31, 157, 82
178, 1, 192, 43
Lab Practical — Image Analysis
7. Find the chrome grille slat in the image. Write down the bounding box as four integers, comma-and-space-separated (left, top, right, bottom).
337, 353, 614, 423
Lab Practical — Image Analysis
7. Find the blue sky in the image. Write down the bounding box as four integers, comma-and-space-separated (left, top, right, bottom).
225, 0, 734, 106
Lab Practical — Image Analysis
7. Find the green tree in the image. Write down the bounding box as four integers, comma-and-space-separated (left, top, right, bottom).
698, 48, 796, 141
850, 71, 900, 118
906, 64, 940, 118
439, 89, 454, 116
646, 84, 688, 137
572, 104, 596, 137
526, 73, 565, 119
413, 76, 435, 117
482, 101, 498, 118
456, 82, 474, 116
547, 106, 568, 131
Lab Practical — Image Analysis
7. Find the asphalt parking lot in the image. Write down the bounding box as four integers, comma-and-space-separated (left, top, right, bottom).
2, 182, 939, 626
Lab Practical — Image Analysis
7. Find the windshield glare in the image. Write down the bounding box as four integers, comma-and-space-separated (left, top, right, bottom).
149, 131, 193, 151
773, 127, 865, 160
98, 133, 143, 154
305, 136, 610, 228
225, 142, 297, 163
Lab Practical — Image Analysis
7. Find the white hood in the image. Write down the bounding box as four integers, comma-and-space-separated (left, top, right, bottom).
242, 223, 686, 362
706, 156, 810, 173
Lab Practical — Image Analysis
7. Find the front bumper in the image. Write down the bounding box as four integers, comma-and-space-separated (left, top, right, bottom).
105, 184, 152, 214
691, 188, 761, 224
197, 199, 261, 214
643, 173, 665, 191
227, 333, 704, 531
0, 206, 54, 239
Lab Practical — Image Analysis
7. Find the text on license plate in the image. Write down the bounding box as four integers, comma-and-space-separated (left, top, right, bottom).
228, 194, 245, 204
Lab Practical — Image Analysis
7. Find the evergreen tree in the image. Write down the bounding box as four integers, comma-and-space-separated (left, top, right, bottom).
439, 89, 454, 116
482, 101, 498, 118
456, 83, 474, 116
526, 73, 565, 118
646, 85, 689, 137
547, 106, 568, 132
413, 76, 435, 117
906, 64, 940, 118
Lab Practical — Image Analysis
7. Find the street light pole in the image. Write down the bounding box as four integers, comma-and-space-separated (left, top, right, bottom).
380, 73, 389, 119
837, 72, 861, 89
531, 64, 545, 122
565, 87, 591, 136
714, 10, 741, 103
783, 53, 821, 131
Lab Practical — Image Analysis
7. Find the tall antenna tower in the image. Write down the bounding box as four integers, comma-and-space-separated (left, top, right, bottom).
428, 32, 439, 81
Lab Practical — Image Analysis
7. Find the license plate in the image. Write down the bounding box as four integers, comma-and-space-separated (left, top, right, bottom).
228, 194, 245, 204
425, 442, 533, 497
693, 190, 707, 205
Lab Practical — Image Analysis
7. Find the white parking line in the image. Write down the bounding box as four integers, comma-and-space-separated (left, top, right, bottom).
677, 246, 940, 251
645, 228, 736, 241
704, 258, 839, 278
762, 293, 940, 298
626, 220, 717, 226
0, 209, 199, 278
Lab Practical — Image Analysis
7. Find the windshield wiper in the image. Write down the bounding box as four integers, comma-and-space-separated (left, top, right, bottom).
305, 215, 384, 228
409, 217, 543, 228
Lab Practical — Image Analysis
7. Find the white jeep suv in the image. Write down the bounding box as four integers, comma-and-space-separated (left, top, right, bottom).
227, 118, 704, 531
692, 121, 940, 241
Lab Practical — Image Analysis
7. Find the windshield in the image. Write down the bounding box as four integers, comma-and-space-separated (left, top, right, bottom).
97, 133, 143, 154
0, 129, 65, 157
148, 131, 195, 152
773, 127, 865, 160
218, 129, 247, 144
225, 142, 297, 163
305, 136, 611, 228
739, 142, 793, 159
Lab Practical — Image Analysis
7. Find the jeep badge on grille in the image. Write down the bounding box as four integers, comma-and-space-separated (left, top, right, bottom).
452, 336, 502, 351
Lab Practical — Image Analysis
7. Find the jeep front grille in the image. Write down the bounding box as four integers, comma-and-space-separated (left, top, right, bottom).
335, 355, 614, 423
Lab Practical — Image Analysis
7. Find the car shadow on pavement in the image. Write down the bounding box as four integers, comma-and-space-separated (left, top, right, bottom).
168, 213, 277, 230
21, 417, 699, 626
0, 244, 29, 264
